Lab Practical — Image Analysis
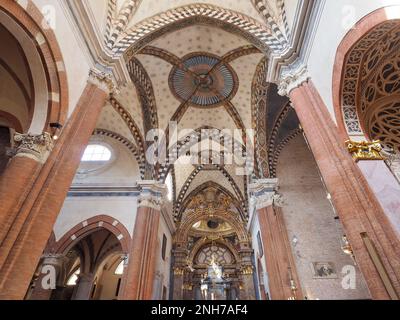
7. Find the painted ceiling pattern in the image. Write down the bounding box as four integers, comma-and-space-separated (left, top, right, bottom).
90, 0, 297, 221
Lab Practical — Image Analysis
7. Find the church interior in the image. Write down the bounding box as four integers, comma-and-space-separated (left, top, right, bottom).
0, 0, 400, 301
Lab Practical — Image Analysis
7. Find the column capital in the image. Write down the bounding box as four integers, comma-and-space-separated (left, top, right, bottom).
137, 180, 167, 210
41, 253, 67, 265
248, 178, 284, 210
278, 64, 310, 97
13, 132, 54, 164
88, 68, 119, 95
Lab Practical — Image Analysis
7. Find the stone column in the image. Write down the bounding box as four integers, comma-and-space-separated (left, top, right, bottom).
171, 244, 188, 300
249, 179, 302, 300
0, 133, 53, 243
238, 246, 256, 300
0, 69, 113, 300
280, 72, 400, 299
72, 273, 95, 300
120, 181, 167, 300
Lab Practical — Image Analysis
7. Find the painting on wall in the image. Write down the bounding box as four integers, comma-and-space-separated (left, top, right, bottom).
311, 262, 337, 279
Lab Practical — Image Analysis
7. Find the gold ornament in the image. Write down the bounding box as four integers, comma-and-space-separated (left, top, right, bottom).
345, 140, 386, 162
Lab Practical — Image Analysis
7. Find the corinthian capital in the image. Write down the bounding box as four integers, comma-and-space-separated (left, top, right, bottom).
278, 64, 310, 97
137, 180, 167, 210
88, 68, 119, 94
248, 178, 280, 210
14, 132, 54, 163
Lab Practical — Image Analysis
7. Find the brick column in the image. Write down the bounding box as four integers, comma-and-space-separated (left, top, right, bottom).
0, 69, 112, 300
282, 77, 400, 299
249, 179, 302, 300
0, 133, 53, 244
120, 181, 167, 300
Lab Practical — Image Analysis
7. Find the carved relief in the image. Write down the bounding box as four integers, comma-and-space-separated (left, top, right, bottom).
14, 132, 53, 163
340, 21, 400, 135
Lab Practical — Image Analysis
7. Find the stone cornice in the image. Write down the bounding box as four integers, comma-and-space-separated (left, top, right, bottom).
268, 0, 326, 93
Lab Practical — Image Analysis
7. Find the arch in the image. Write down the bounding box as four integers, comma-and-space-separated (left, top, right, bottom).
117, 4, 283, 57
93, 128, 145, 179
174, 164, 246, 218
0, 0, 68, 133
159, 126, 247, 182
50, 215, 130, 254
333, 5, 400, 139
0, 110, 23, 132
188, 239, 240, 267
175, 182, 249, 243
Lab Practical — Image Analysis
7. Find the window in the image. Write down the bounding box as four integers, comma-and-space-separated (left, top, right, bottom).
115, 260, 124, 275
81, 144, 111, 162
67, 268, 80, 286
162, 234, 167, 261
165, 173, 173, 201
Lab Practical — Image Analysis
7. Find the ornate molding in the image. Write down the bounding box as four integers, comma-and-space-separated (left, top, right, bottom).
14, 132, 54, 164
345, 140, 386, 162
241, 265, 254, 275
137, 180, 167, 210
278, 64, 310, 96
248, 178, 280, 210
88, 68, 118, 94
173, 267, 185, 276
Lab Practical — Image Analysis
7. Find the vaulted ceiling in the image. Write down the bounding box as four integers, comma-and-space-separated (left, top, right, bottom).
86, 0, 299, 221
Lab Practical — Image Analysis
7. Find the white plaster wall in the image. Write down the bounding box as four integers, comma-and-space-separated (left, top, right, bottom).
307, 0, 400, 121
86, 0, 108, 36
277, 135, 370, 300
284, 0, 300, 31
54, 137, 141, 240
152, 212, 173, 300
53, 196, 138, 241
72, 136, 140, 186
249, 213, 271, 298
32, 0, 91, 116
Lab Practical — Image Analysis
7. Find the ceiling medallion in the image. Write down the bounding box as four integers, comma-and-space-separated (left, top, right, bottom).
169, 53, 238, 108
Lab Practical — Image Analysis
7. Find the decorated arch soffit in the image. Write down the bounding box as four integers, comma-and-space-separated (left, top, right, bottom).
174, 182, 249, 242
340, 20, 400, 152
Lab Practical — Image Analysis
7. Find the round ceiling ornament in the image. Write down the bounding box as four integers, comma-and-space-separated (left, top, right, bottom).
169, 53, 238, 108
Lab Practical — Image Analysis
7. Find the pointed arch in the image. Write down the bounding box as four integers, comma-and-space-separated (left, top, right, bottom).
116, 4, 285, 57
